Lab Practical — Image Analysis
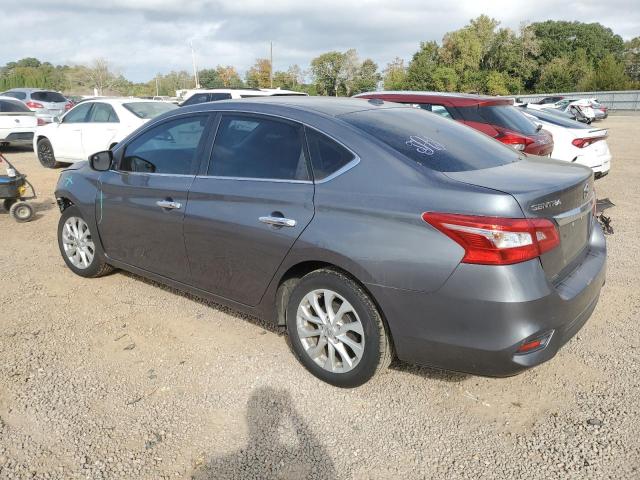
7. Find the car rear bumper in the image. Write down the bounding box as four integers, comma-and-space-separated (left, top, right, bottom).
0, 130, 35, 145
368, 216, 606, 376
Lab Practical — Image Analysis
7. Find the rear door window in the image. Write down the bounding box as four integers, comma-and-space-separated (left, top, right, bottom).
209, 114, 309, 181
120, 115, 208, 175
341, 107, 520, 172
305, 128, 355, 180
31, 91, 67, 103
457, 105, 538, 135
3, 91, 27, 100
88, 103, 119, 123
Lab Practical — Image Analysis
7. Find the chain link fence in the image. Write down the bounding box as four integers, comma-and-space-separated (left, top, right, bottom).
513, 91, 640, 111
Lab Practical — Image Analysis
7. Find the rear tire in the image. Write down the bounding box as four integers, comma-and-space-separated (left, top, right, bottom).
57, 206, 113, 278
286, 269, 392, 388
37, 138, 60, 168
9, 201, 34, 222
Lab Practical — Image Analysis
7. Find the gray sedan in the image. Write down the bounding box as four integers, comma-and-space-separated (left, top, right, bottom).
54, 97, 606, 387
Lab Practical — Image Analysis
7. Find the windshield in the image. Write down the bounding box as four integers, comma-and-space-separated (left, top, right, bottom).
341, 107, 521, 172
123, 102, 177, 119
524, 108, 589, 130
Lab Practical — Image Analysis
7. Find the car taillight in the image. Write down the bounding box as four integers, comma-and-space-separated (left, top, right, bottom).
25, 101, 44, 109
494, 127, 534, 151
64, 102, 73, 110
572, 137, 605, 148
37, 118, 47, 126
422, 212, 560, 265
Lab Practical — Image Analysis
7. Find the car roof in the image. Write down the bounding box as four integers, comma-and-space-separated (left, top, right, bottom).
354, 90, 513, 107
184, 88, 306, 96
4, 88, 59, 93
77, 97, 166, 105
178, 95, 409, 118
0, 95, 26, 102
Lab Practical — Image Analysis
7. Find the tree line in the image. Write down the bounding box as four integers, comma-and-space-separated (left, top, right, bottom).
2, 17, 639, 98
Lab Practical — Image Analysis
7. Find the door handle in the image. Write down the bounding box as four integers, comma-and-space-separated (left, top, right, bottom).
156, 200, 182, 210
259, 216, 297, 227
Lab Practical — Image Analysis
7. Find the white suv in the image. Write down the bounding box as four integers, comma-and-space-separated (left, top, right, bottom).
180, 88, 307, 106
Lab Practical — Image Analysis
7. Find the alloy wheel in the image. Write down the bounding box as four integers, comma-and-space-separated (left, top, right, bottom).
61, 216, 95, 269
296, 289, 365, 374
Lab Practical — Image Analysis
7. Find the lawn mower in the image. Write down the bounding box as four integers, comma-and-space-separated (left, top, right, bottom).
0, 151, 36, 222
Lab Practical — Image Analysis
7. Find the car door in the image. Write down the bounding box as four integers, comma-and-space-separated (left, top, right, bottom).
183, 113, 315, 306
82, 102, 119, 157
54, 102, 93, 160
97, 114, 212, 282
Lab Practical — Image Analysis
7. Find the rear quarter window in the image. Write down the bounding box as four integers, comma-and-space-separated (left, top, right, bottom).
341, 107, 521, 173
305, 128, 355, 180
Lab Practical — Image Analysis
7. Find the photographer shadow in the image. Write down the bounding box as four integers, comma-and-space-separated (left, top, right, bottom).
192, 387, 336, 480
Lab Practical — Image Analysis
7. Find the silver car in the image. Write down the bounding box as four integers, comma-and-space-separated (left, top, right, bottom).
0, 88, 71, 123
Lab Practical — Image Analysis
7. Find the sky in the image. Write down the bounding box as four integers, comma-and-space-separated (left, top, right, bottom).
1, 0, 639, 83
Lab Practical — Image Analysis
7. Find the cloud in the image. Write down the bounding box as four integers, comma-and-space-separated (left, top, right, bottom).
1, 0, 637, 82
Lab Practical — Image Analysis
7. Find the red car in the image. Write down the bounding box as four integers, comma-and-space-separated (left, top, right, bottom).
355, 91, 554, 156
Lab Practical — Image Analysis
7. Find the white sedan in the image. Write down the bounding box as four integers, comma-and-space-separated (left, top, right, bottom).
33, 98, 177, 168
523, 108, 611, 178
0, 96, 38, 147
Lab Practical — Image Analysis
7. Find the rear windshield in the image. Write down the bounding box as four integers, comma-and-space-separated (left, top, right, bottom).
31, 91, 67, 103
458, 105, 539, 135
341, 107, 521, 172
123, 102, 178, 119
523, 108, 590, 130
0, 99, 32, 113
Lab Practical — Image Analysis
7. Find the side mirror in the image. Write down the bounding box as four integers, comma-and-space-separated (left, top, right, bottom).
89, 151, 113, 171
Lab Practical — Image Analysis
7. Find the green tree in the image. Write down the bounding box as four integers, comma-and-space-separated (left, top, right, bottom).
624, 37, 640, 82
537, 57, 575, 92
310, 51, 345, 96
585, 54, 629, 90
383, 57, 406, 90
198, 68, 223, 88
404, 41, 440, 89
246, 58, 272, 88
351, 58, 380, 94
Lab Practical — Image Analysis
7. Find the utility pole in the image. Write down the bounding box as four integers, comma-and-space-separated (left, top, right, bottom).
190, 41, 200, 89
270, 41, 273, 88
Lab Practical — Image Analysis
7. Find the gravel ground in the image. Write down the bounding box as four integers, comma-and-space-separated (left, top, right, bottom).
0, 116, 639, 479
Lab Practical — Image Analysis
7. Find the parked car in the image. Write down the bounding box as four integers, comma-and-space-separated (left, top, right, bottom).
585, 98, 608, 120
522, 107, 611, 178
0, 88, 73, 123
54, 97, 606, 387
179, 88, 307, 107
536, 96, 565, 105
354, 91, 554, 156
0, 96, 38, 147
34, 98, 177, 168
530, 99, 595, 124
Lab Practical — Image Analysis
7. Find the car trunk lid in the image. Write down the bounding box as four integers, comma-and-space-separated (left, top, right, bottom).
444, 157, 594, 279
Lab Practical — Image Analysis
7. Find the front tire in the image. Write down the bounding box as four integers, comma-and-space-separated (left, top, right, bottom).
57, 206, 113, 278
286, 269, 392, 387
37, 138, 60, 168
